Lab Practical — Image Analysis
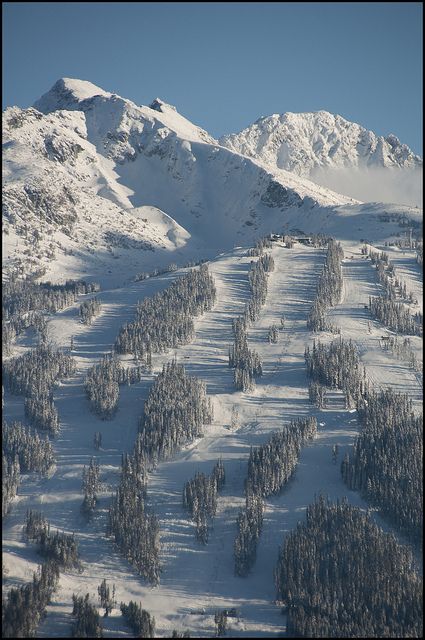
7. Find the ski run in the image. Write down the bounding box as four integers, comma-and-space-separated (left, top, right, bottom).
3, 237, 422, 637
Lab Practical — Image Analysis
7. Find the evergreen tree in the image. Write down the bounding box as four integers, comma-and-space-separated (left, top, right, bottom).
71, 593, 103, 638
120, 600, 155, 638
81, 457, 100, 518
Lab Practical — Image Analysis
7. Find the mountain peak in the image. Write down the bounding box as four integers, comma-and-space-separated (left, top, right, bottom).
220, 110, 422, 176
149, 98, 177, 113
33, 77, 112, 113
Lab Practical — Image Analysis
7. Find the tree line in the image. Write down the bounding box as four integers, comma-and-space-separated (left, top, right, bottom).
3, 274, 99, 319
308, 380, 328, 409
3, 344, 76, 435
84, 353, 145, 419
307, 239, 344, 332
2, 420, 54, 516
107, 451, 160, 585
274, 495, 423, 638
245, 253, 275, 324
342, 387, 423, 542
3, 274, 99, 353
81, 457, 101, 519
367, 248, 422, 335
246, 417, 317, 497
71, 593, 103, 638
369, 248, 417, 304
115, 264, 216, 362
381, 335, 420, 371
369, 295, 422, 336
304, 337, 368, 409
3, 510, 82, 637
234, 417, 317, 577
120, 600, 155, 638
3, 420, 54, 475
2, 560, 60, 638
247, 235, 273, 257
79, 296, 101, 325
304, 338, 423, 540
229, 253, 275, 391
138, 360, 213, 463
134, 256, 208, 282
25, 509, 81, 569
2, 454, 20, 518
234, 488, 264, 578
107, 360, 214, 584
229, 316, 263, 392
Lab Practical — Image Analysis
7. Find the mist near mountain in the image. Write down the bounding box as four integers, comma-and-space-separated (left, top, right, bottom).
310, 166, 422, 208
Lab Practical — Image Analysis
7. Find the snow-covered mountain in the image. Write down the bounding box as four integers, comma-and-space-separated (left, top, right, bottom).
220, 110, 422, 175
220, 111, 423, 206
2, 79, 422, 285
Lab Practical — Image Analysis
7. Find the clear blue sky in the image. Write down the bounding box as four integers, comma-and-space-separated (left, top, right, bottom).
3, 2, 423, 154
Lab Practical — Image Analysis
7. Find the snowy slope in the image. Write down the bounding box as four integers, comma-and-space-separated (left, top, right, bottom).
2, 105, 195, 287
3, 242, 421, 638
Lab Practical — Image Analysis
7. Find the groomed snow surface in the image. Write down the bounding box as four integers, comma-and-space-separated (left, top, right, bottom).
2, 241, 422, 637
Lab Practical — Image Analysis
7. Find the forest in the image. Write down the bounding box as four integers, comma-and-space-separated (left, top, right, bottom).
120, 600, 156, 638
367, 248, 422, 335
342, 388, 423, 541
25, 509, 81, 569
228, 253, 275, 391
81, 457, 101, 519
307, 238, 344, 332
304, 337, 368, 407
138, 360, 213, 462
71, 594, 103, 638
2, 561, 60, 638
3, 510, 81, 637
229, 316, 263, 392
234, 417, 317, 576
3, 275, 99, 353
115, 264, 216, 360
369, 295, 422, 336
246, 417, 317, 497
274, 495, 423, 638
79, 296, 101, 325
2, 419, 54, 515
3, 344, 75, 434
84, 353, 144, 419
107, 451, 160, 585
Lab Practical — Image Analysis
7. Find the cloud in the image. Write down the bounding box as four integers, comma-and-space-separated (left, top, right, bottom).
310, 166, 422, 207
